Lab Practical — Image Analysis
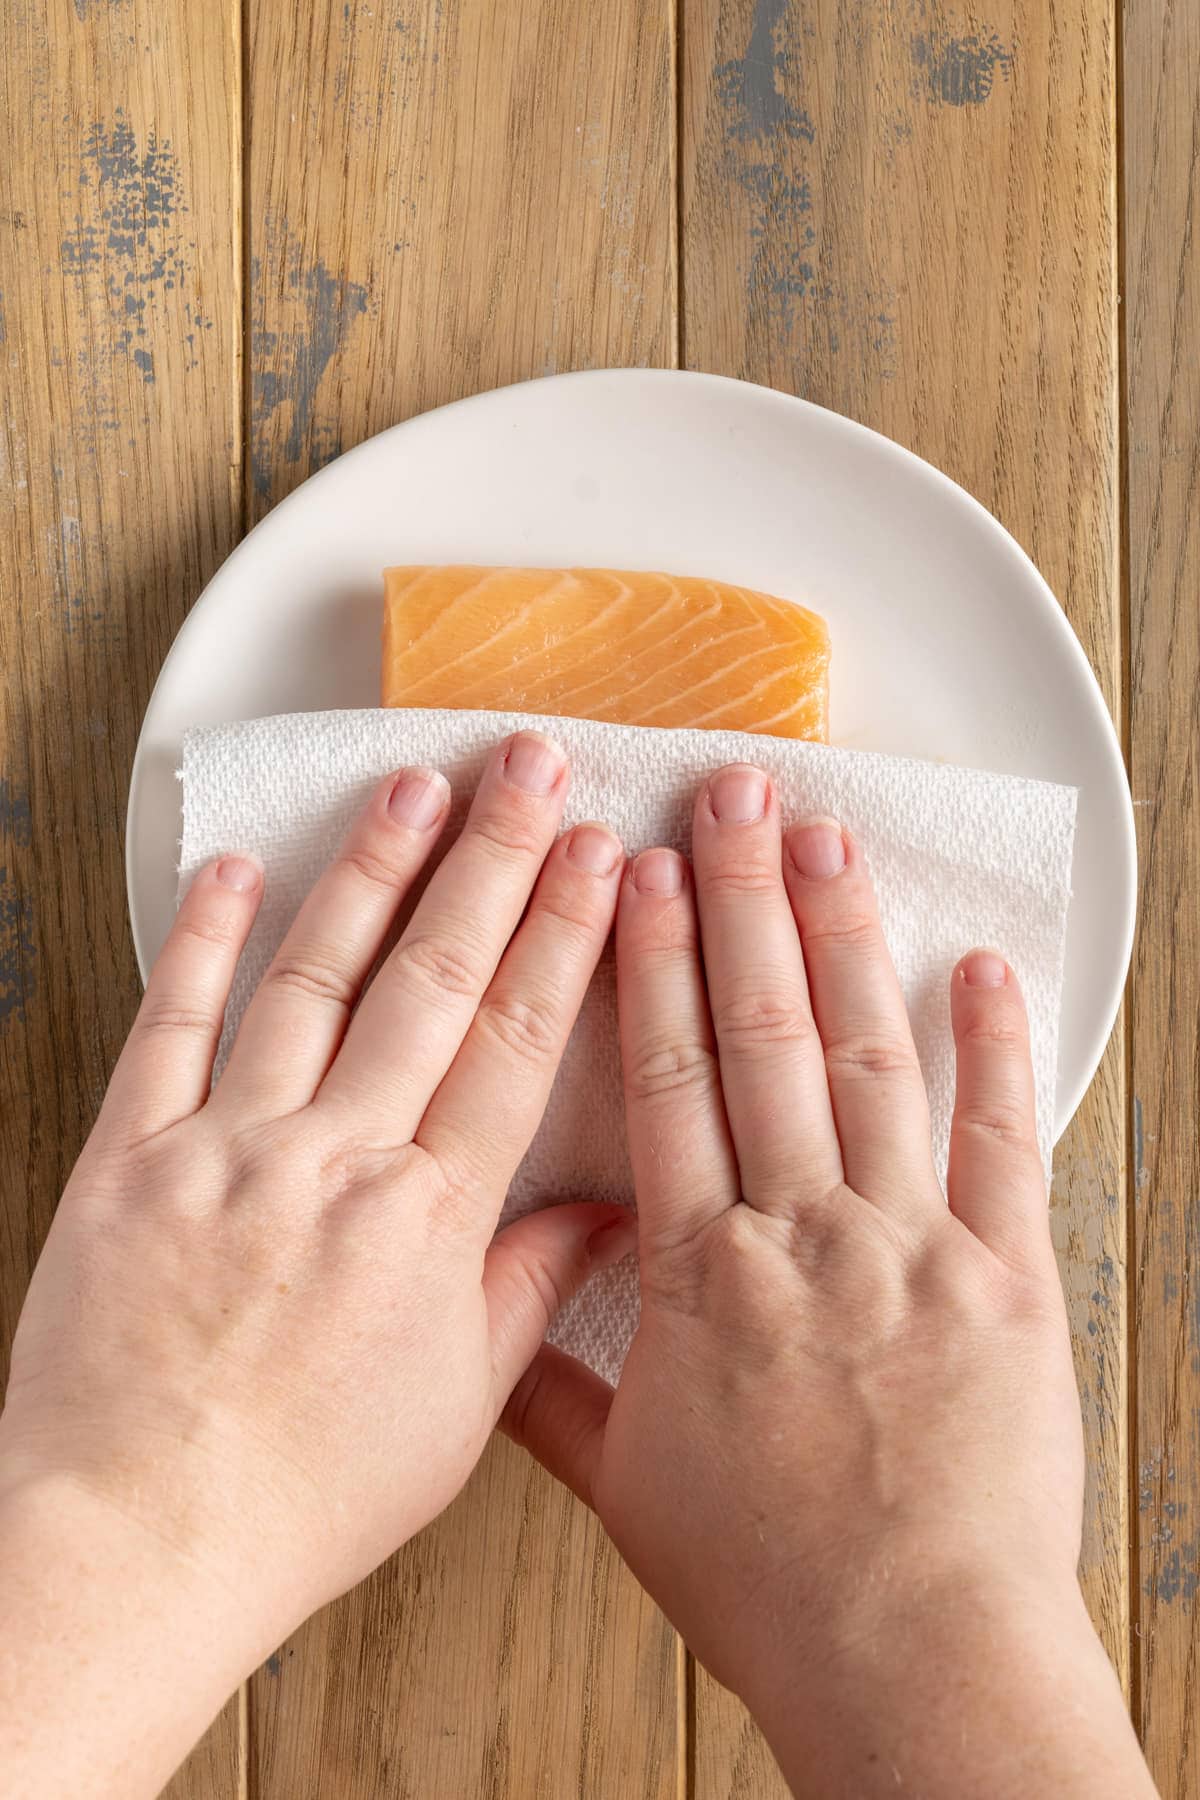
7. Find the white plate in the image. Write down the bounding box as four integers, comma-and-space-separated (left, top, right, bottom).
127, 369, 1134, 1137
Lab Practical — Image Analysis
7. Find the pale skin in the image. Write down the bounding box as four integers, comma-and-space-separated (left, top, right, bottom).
0, 733, 1155, 1799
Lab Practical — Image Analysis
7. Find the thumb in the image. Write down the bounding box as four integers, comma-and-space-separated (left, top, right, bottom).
484, 1201, 636, 1398
499, 1343, 616, 1509
483, 1203, 635, 1502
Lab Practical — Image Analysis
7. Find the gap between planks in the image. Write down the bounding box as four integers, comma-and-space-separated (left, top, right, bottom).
1112, 0, 1142, 1736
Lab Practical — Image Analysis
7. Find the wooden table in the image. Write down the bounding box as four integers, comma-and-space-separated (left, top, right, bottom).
1, 1, 1196, 1794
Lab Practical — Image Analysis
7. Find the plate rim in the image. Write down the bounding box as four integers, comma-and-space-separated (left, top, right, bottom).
126, 367, 1136, 1137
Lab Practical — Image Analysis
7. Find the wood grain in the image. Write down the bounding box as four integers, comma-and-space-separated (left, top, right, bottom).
0, 0, 244, 1793
246, 0, 675, 520
6, 0, 1196, 1791
253, 1439, 680, 1799
244, 1, 679, 1793
1123, 0, 1200, 1791
681, 0, 1124, 1784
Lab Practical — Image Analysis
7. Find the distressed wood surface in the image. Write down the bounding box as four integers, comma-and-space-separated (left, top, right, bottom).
244, 1, 680, 1794
4, 0, 1196, 1792
681, 0, 1124, 1785
246, 0, 675, 522
0, 0, 245, 1794
1123, 1, 1200, 1793
253, 1439, 681, 1799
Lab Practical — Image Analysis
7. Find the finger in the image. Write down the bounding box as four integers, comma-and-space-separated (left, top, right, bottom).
217, 767, 450, 1117
616, 848, 741, 1254
485, 1202, 636, 1426
319, 731, 569, 1135
691, 767, 842, 1211
499, 1342, 618, 1510
100, 856, 263, 1140
947, 951, 1048, 1261
783, 818, 937, 1209
417, 824, 623, 1207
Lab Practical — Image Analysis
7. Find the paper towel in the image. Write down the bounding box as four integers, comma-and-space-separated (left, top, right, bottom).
179, 709, 1077, 1384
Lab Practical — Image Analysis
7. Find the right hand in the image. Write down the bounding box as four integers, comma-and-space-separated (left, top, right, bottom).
503, 761, 1153, 1797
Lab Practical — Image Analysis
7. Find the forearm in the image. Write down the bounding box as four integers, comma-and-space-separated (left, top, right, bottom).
749, 1574, 1156, 1800
0, 1475, 271, 1800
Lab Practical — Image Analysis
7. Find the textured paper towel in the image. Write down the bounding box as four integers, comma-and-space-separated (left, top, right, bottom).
179, 709, 1077, 1385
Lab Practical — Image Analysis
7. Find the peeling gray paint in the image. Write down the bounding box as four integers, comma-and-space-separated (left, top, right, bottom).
716, 0, 814, 144
250, 224, 369, 501
59, 110, 203, 408
714, 0, 830, 327
912, 30, 1013, 107
0, 866, 35, 1025
1149, 1536, 1199, 1608
0, 779, 31, 847
63, 113, 184, 271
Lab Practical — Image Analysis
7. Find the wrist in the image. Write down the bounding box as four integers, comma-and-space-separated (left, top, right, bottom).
0, 1471, 275, 1799
0, 1407, 323, 1632
742, 1560, 1149, 1800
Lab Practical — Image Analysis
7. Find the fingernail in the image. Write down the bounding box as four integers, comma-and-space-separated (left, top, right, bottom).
215, 854, 261, 892
708, 763, 768, 824
567, 823, 623, 877
504, 731, 566, 796
587, 1212, 638, 1267
962, 950, 1009, 989
631, 847, 684, 897
388, 766, 450, 829
786, 818, 847, 880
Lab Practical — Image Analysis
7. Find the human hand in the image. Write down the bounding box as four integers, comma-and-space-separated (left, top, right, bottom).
0, 732, 635, 1795
505, 762, 1153, 1798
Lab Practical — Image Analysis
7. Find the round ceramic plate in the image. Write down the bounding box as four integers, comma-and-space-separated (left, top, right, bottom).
127, 368, 1134, 1136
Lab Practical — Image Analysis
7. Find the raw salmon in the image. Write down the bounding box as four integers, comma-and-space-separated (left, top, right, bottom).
381, 566, 830, 740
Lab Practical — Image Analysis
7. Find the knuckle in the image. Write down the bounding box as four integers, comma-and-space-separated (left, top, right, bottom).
137, 996, 216, 1039
175, 912, 241, 951
506, 1239, 573, 1328
468, 805, 549, 865
823, 1031, 918, 1081
393, 931, 487, 1004
800, 911, 878, 954
426, 1170, 486, 1244
319, 1139, 414, 1197
263, 952, 358, 1010
340, 841, 409, 892
712, 986, 816, 1052
531, 881, 609, 947
700, 861, 781, 901
960, 1013, 1029, 1050
639, 1216, 721, 1315
642, 1203, 769, 1319
955, 1104, 1038, 1152
626, 1037, 719, 1105
474, 988, 562, 1064
623, 924, 698, 976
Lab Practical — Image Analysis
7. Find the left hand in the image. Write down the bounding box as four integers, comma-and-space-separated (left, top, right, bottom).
0, 732, 633, 1644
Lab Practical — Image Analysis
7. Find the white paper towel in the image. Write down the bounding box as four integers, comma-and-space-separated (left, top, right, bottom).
179, 709, 1077, 1384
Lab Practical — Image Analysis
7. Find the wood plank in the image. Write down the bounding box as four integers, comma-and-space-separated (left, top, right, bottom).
244, 2, 679, 1794
253, 1438, 680, 1799
681, 0, 1123, 1786
247, 0, 675, 520
1122, 0, 1200, 1791
0, 1, 243, 1795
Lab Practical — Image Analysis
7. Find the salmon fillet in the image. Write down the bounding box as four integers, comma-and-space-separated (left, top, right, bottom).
381, 566, 830, 740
